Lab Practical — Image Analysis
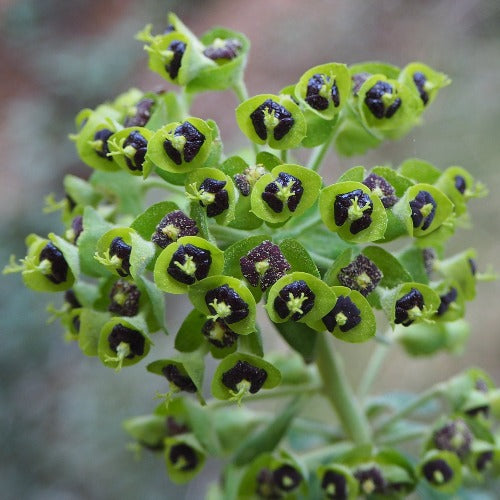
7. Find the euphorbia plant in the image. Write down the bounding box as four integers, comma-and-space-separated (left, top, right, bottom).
4, 11, 499, 498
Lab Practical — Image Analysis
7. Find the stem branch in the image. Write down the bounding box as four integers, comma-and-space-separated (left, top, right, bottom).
315, 334, 372, 445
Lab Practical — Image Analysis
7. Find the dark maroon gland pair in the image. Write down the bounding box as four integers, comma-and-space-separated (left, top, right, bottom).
163, 121, 205, 165
39, 242, 69, 284
167, 244, 212, 285
305, 73, 340, 110
109, 237, 132, 277
262, 172, 304, 214
107, 324, 145, 359
250, 99, 294, 141
256, 464, 303, 497
364, 80, 402, 119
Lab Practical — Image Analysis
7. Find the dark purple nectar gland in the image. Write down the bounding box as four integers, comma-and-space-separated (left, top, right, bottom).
166, 416, 190, 437
187, 178, 229, 217
163, 121, 206, 165
261, 172, 304, 213
151, 210, 198, 249
169, 443, 198, 471
364, 80, 402, 119
321, 469, 348, 500
256, 468, 281, 499
423, 248, 437, 277
107, 324, 145, 359
305, 73, 340, 110
203, 37, 242, 61
122, 130, 148, 172
272, 464, 303, 492
333, 189, 373, 235
476, 451, 494, 472
221, 360, 268, 395
92, 128, 114, 160
205, 285, 249, 324
354, 466, 386, 496
352, 72, 370, 96
124, 98, 154, 127
410, 190, 437, 231
109, 237, 132, 277
454, 175, 467, 195
167, 244, 212, 285
273, 280, 315, 321
362, 173, 399, 208
108, 280, 141, 317
337, 255, 383, 297
249, 99, 294, 141
202, 319, 238, 348
422, 458, 454, 486
394, 288, 425, 326
240, 240, 291, 291
322, 295, 361, 333
64, 290, 81, 309
433, 419, 473, 460
413, 71, 430, 105
468, 258, 477, 276
164, 40, 186, 80
66, 215, 83, 244
436, 287, 458, 316
233, 164, 267, 196
38, 242, 69, 284
162, 364, 197, 393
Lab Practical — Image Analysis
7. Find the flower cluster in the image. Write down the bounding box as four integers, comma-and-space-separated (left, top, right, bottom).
4, 11, 497, 497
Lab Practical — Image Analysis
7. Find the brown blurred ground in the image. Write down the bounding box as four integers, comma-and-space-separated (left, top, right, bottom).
1, 0, 499, 498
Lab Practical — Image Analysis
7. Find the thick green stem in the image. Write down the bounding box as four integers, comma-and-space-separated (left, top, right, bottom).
357, 337, 392, 400
374, 384, 444, 437
315, 334, 372, 445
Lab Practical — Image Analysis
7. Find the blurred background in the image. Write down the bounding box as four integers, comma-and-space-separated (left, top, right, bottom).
1, 0, 499, 498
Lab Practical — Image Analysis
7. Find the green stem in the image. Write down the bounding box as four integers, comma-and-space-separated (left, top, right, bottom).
280, 149, 288, 163
377, 427, 427, 447
299, 441, 354, 467
308, 251, 334, 270
374, 384, 444, 437
208, 382, 322, 409
357, 334, 392, 400
278, 211, 323, 240
307, 124, 337, 172
315, 334, 372, 445
209, 224, 260, 246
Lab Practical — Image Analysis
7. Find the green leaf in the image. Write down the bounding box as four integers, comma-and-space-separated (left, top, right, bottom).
137, 275, 167, 334
279, 238, 320, 278
274, 320, 319, 363
362, 245, 412, 288
175, 308, 206, 352
78, 308, 111, 356
130, 200, 179, 241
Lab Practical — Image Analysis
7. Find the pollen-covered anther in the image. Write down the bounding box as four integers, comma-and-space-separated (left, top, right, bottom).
362, 173, 398, 208
203, 37, 242, 60
364, 80, 402, 119
394, 288, 425, 326
233, 164, 266, 196
167, 244, 212, 285
334, 189, 373, 234
169, 443, 198, 471
354, 466, 386, 495
205, 285, 249, 323
261, 172, 304, 213
187, 178, 229, 217
337, 255, 382, 296
422, 459, 454, 485
152, 210, 198, 248
109, 280, 141, 316
162, 364, 197, 393
250, 99, 294, 141
410, 190, 437, 231
202, 319, 238, 348
240, 240, 291, 290
273, 280, 315, 321
433, 419, 473, 460
163, 121, 206, 165
322, 295, 361, 333
38, 242, 69, 284
221, 360, 267, 395
321, 469, 348, 499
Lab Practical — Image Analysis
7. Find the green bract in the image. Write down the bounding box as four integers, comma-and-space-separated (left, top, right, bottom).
251, 164, 321, 223
154, 236, 224, 294
147, 117, 213, 173
295, 63, 351, 120
319, 181, 387, 242
235, 94, 307, 149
